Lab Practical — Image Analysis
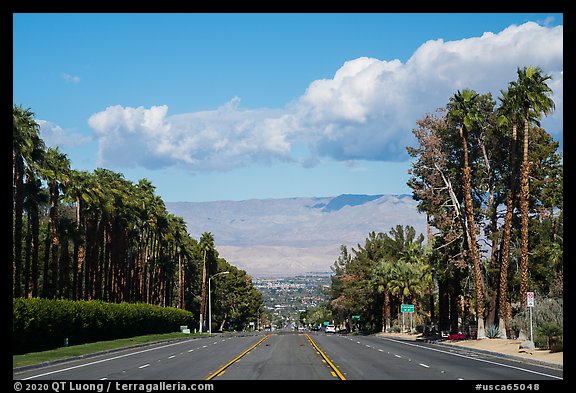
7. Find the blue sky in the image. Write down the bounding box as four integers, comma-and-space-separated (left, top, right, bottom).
13, 13, 563, 202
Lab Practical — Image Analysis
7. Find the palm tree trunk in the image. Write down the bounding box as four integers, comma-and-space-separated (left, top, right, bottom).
382, 289, 391, 332
24, 208, 32, 298
30, 196, 40, 298
74, 196, 86, 300
13, 155, 25, 298
200, 249, 208, 332
498, 122, 517, 339
461, 127, 486, 338
519, 118, 530, 308
49, 181, 60, 298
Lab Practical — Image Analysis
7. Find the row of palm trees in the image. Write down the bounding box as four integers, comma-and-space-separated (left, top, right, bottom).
12, 107, 211, 309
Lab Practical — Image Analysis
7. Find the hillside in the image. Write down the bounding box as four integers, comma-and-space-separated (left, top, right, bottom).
166, 194, 427, 276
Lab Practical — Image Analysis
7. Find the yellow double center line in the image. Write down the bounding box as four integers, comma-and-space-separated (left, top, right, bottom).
206, 333, 345, 380
205, 334, 271, 380
305, 333, 346, 380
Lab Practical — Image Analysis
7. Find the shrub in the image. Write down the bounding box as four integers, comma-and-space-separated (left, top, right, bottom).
508, 296, 563, 349
448, 333, 466, 341
13, 298, 194, 354
485, 324, 501, 339
536, 322, 563, 350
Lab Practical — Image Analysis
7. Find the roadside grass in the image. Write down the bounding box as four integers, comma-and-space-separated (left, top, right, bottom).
13, 332, 208, 369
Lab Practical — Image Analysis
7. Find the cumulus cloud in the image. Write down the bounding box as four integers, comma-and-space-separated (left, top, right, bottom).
294, 22, 563, 161
87, 21, 563, 171
88, 99, 294, 171
37, 120, 92, 148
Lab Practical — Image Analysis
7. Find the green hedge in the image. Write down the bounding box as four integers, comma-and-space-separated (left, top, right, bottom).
13, 298, 195, 354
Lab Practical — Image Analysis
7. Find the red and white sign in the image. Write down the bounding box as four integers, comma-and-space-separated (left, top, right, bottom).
527, 292, 535, 307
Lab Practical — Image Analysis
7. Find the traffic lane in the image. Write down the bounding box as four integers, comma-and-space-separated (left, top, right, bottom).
311, 333, 453, 380
213, 332, 339, 380
15, 338, 213, 380
111, 334, 266, 380
15, 334, 265, 380
366, 336, 563, 380
312, 334, 562, 380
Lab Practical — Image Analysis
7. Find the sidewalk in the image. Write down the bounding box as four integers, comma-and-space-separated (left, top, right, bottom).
375, 332, 563, 368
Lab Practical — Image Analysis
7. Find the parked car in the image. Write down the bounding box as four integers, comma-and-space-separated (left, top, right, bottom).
325, 324, 336, 333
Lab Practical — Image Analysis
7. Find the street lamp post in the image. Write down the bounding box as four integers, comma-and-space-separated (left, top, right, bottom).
208, 271, 229, 335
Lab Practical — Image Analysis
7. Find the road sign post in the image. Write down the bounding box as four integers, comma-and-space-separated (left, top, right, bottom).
400, 304, 414, 333
527, 292, 535, 342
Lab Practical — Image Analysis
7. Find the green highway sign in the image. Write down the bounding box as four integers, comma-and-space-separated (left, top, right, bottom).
351, 315, 360, 319
400, 304, 414, 313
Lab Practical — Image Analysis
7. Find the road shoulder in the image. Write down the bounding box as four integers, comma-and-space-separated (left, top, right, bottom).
374, 332, 562, 370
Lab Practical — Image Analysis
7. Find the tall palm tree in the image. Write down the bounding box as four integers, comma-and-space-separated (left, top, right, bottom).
495, 85, 522, 338
447, 89, 487, 338
199, 232, 215, 332
371, 258, 395, 332
39, 147, 71, 298
65, 170, 103, 300
167, 215, 189, 310
13, 106, 43, 297
23, 176, 48, 298
22, 129, 46, 298
514, 66, 555, 310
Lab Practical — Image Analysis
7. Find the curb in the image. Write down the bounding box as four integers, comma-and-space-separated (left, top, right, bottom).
418, 338, 563, 371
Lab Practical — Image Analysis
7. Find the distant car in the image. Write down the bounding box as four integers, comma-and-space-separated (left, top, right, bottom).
325, 324, 336, 333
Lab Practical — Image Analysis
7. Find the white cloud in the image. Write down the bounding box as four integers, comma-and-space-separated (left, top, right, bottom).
37, 120, 92, 148
294, 21, 563, 161
62, 72, 80, 84
88, 99, 294, 171
86, 21, 563, 171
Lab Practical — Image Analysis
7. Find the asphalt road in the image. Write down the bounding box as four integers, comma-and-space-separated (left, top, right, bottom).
13, 331, 563, 381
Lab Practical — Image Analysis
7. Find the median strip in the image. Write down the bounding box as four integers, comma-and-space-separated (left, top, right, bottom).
304, 334, 346, 380
205, 334, 271, 380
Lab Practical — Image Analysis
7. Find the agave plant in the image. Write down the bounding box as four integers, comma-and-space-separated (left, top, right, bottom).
486, 324, 501, 339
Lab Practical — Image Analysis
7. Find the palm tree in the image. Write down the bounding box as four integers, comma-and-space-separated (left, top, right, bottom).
513, 66, 555, 310
199, 232, 215, 332
69, 170, 105, 300
371, 258, 395, 332
447, 89, 487, 338
38, 147, 71, 298
166, 215, 189, 310
13, 106, 43, 297
23, 176, 48, 298
22, 127, 46, 298
495, 84, 522, 338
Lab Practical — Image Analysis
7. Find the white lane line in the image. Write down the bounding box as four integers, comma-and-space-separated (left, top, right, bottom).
394, 354, 402, 358
419, 363, 430, 368
168, 355, 176, 359
377, 337, 562, 380
139, 364, 150, 369
21, 338, 200, 380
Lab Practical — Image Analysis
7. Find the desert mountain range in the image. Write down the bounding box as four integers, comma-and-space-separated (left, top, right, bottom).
166, 194, 427, 277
